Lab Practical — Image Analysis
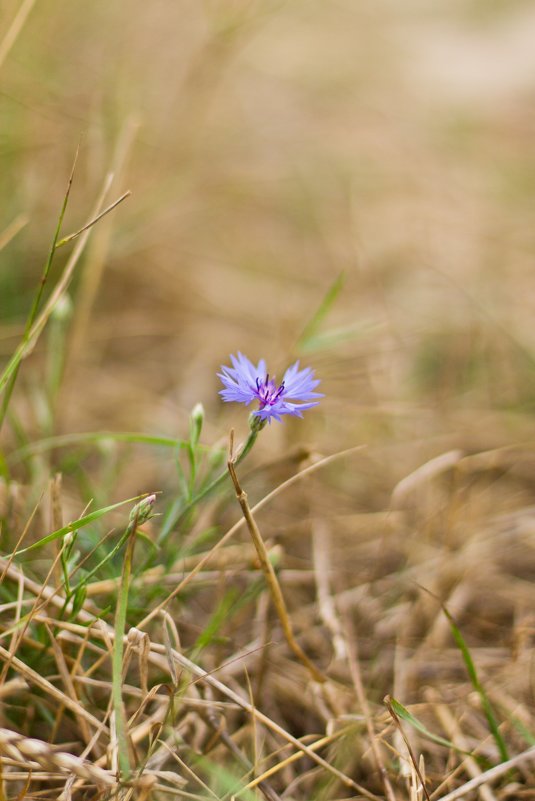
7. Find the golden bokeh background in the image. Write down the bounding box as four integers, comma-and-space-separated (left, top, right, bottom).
2, 0, 535, 493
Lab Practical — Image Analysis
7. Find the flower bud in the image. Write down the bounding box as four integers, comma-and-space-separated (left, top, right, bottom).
129, 494, 156, 524
189, 402, 204, 446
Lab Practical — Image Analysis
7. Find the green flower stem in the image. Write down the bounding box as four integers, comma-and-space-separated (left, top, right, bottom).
158, 426, 260, 546
111, 495, 155, 780
112, 524, 136, 780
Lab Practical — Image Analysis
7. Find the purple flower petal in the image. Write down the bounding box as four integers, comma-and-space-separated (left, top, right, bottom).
218, 354, 323, 423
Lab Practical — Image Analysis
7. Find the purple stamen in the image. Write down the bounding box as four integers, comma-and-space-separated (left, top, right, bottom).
255, 374, 285, 408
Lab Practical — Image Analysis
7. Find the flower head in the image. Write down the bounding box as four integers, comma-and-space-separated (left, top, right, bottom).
218, 352, 323, 423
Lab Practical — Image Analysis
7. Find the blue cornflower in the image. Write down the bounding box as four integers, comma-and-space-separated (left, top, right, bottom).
218, 352, 323, 423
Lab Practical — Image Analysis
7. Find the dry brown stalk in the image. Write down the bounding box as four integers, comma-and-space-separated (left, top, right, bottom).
84, 543, 259, 596
345, 621, 397, 801
242, 728, 350, 792
86, 563, 312, 597
0, 0, 35, 72
312, 519, 347, 663
0, 727, 114, 787
227, 452, 327, 685
67, 115, 137, 364
161, 611, 181, 687
0, 492, 45, 586
391, 450, 464, 509
0, 214, 27, 253
43, 617, 382, 798
135, 444, 365, 631
434, 745, 535, 801
127, 626, 151, 697
1, 770, 65, 781
45, 623, 93, 750
0, 642, 106, 735
0, 678, 26, 699
158, 740, 220, 800
426, 688, 497, 801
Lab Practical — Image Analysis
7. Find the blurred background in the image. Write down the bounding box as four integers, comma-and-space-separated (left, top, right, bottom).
3, 2, 535, 786
2, 0, 535, 497
0, 0, 535, 502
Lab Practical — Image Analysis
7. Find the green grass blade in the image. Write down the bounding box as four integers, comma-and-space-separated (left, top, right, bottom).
157, 427, 259, 546
388, 696, 470, 754
191, 588, 239, 658
9, 431, 189, 462
0, 148, 77, 429
442, 603, 509, 762
195, 757, 259, 801
12, 494, 148, 556
508, 714, 535, 747
296, 271, 345, 352
111, 497, 155, 779
112, 527, 134, 779
299, 322, 374, 354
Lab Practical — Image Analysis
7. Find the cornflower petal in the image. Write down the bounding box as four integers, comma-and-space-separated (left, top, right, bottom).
218, 354, 323, 423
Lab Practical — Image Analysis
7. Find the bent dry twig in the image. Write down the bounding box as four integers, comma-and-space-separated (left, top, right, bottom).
137, 444, 365, 631
227, 431, 326, 685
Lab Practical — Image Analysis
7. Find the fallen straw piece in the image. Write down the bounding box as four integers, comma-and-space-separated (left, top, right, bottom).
0, 728, 114, 787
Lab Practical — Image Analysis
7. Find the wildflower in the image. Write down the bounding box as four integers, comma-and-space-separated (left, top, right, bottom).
218, 352, 323, 423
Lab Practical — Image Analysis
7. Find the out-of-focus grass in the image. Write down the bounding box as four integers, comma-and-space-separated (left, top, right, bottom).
2, 1, 535, 799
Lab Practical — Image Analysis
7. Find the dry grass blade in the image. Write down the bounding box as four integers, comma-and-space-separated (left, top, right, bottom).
0, 678, 27, 699
136, 445, 365, 631
427, 688, 497, 801
227, 451, 326, 684
0, 214, 27, 252
42, 616, 381, 800
0, 0, 35, 71
0, 643, 106, 734
0, 728, 114, 787
242, 728, 350, 792
312, 520, 346, 662
162, 644, 381, 800
158, 741, 220, 801
391, 450, 463, 509
67, 115, 138, 363
45, 623, 93, 749
345, 621, 397, 801
434, 745, 535, 801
